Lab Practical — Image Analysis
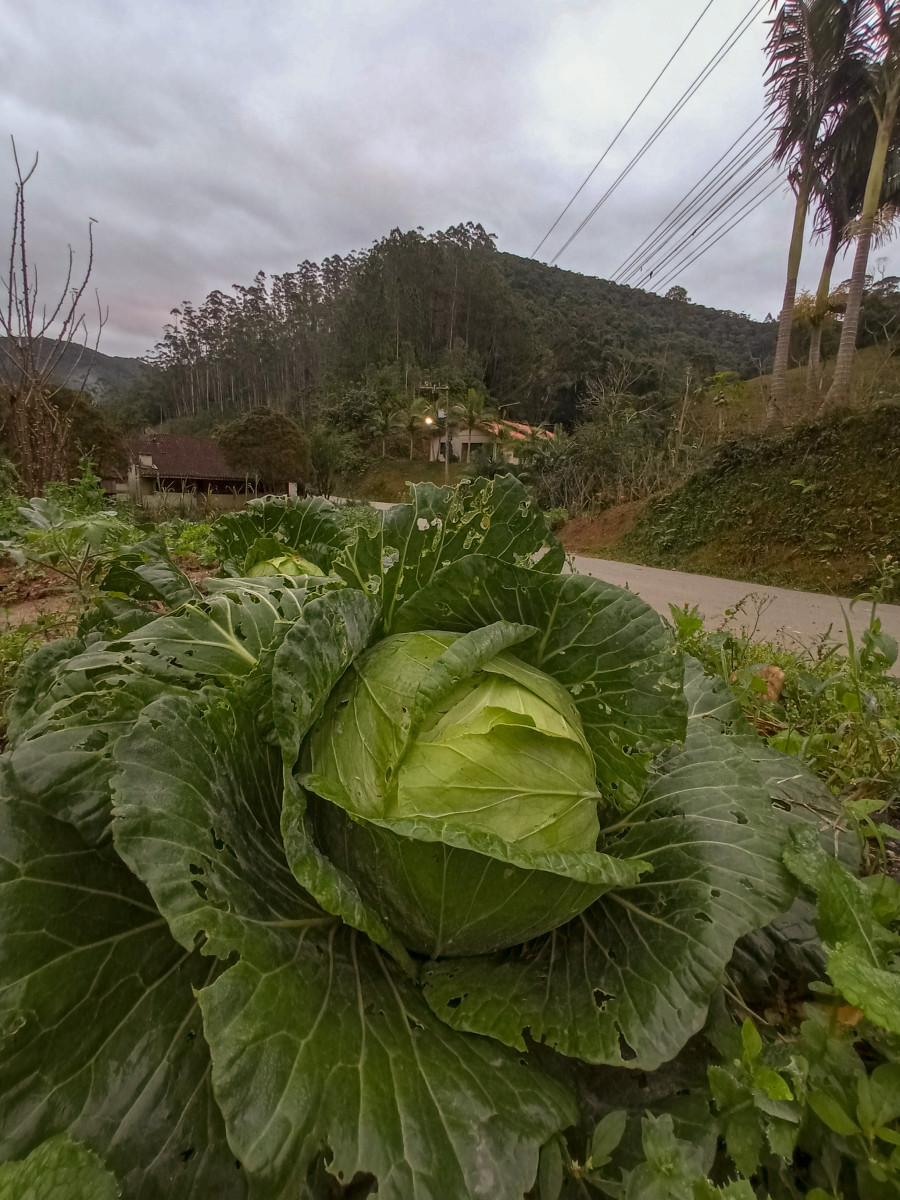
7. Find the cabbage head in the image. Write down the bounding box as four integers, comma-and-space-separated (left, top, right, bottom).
247, 551, 324, 577
0, 477, 828, 1200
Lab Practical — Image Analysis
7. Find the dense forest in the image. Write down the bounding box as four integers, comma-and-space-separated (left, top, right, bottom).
129, 223, 778, 431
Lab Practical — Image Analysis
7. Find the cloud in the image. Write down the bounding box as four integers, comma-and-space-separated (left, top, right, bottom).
0, 0, 869, 357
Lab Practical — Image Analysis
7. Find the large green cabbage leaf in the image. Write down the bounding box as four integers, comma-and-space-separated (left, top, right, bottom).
0, 798, 247, 1198
210, 494, 347, 573
333, 474, 565, 629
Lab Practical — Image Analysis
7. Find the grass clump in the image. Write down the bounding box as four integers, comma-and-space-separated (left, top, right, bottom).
670, 596, 900, 865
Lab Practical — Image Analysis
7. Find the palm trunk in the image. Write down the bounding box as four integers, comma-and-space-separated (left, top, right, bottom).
805, 228, 841, 409
822, 85, 900, 414
767, 169, 814, 427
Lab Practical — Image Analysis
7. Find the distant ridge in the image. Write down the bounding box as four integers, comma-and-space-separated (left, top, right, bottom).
0, 338, 147, 404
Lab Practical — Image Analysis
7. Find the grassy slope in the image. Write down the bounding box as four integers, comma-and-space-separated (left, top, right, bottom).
691, 343, 900, 438
608, 405, 900, 600
351, 460, 466, 503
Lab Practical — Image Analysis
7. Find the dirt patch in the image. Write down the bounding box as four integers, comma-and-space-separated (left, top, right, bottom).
560, 500, 648, 555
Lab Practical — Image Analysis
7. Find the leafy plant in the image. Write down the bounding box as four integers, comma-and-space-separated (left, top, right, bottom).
0, 476, 843, 1197
209, 493, 347, 575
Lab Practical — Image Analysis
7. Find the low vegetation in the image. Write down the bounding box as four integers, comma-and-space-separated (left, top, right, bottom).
609, 406, 900, 600
0, 477, 897, 1198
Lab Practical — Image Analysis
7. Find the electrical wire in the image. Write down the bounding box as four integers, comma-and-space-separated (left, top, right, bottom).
654, 175, 785, 290
620, 133, 773, 285
531, 0, 718, 259
611, 113, 769, 281
625, 133, 776, 286
547, 0, 770, 267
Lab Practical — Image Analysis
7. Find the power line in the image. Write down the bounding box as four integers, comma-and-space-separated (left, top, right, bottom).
625, 131, 776, 287
634, 157, 778, 287
531, 0, 718, 259
611, 112, 768, 282
621, 132, 773, 285
654, 175, 785, 291
548, 0, 770, 267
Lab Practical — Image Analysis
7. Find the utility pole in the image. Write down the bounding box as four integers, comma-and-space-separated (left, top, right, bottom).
420, 381, 451, 483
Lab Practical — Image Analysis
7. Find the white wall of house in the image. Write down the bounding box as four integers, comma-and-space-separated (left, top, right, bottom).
428, 430, 520, 465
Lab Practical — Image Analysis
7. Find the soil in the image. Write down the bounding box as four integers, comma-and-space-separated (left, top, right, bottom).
0, 560, 80, 630
560, 500, 647, 555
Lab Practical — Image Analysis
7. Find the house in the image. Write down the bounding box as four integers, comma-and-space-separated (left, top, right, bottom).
106, 434, 298, 509
427, 418, 554, 466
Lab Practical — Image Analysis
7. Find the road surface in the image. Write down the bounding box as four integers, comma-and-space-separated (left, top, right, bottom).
569, 554, 900, 670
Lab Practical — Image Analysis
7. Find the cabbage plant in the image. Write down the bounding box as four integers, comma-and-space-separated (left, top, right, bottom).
0, 477, 808, 1199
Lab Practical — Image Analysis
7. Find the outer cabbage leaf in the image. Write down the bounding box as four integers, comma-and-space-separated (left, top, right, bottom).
0, 799, 248, 1199
4, 581, 333, 848
420, 723, 794, 1069
210, 495, 346, 573
682, 656, 843, 996
333, 475, 564, 630
393, 555, 687, 807
0, 1136, 119, 1200
99, 535, 198, 609
111, 692, 576, 1200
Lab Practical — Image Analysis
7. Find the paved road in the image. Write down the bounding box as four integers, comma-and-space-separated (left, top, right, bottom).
569, 555, 900, 670
354, 501, 900, 668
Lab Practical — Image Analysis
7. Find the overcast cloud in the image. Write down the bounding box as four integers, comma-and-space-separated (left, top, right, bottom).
0, 0, 872, 358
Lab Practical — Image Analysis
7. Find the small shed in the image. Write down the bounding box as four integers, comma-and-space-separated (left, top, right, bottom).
111, 434, 298, 509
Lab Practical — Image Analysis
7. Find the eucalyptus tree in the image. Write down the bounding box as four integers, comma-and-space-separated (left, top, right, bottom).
823, 0, 900, 410
765, 0, 874, 425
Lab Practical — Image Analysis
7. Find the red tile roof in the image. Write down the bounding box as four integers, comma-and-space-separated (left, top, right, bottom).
130, 434, 247, 482
480, 420, 554, 442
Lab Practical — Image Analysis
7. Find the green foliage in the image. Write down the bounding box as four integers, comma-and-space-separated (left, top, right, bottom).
307, 421, 365, 496
218, 406, 309, 487
667, 598, 900, 808
337, 499, 380, 538
0, 1134, 119, 1200
620, 406, 900, 598
0, 475, 806, 1198
139, 224, 773, 434
158, 517, 217, 564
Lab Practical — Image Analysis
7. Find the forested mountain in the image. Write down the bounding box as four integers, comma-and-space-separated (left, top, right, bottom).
127, 223, 777, 430
0, 339, 149, 404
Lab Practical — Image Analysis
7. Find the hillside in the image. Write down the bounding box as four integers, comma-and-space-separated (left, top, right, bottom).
499, 253, 775, 424
136, 223, 777, 429
1, 337, 147, 404
571, 405, 900, 601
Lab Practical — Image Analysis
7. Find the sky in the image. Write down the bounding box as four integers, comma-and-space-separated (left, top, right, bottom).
0, 0, 877, 359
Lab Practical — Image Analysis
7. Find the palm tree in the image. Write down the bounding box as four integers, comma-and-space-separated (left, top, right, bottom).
805, 94, 900, 405
451, 387, 499, 465
391, 393, 429, 459
764, 0, 874, 425
368, 399, 395, 459
822, 2, 900, 411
